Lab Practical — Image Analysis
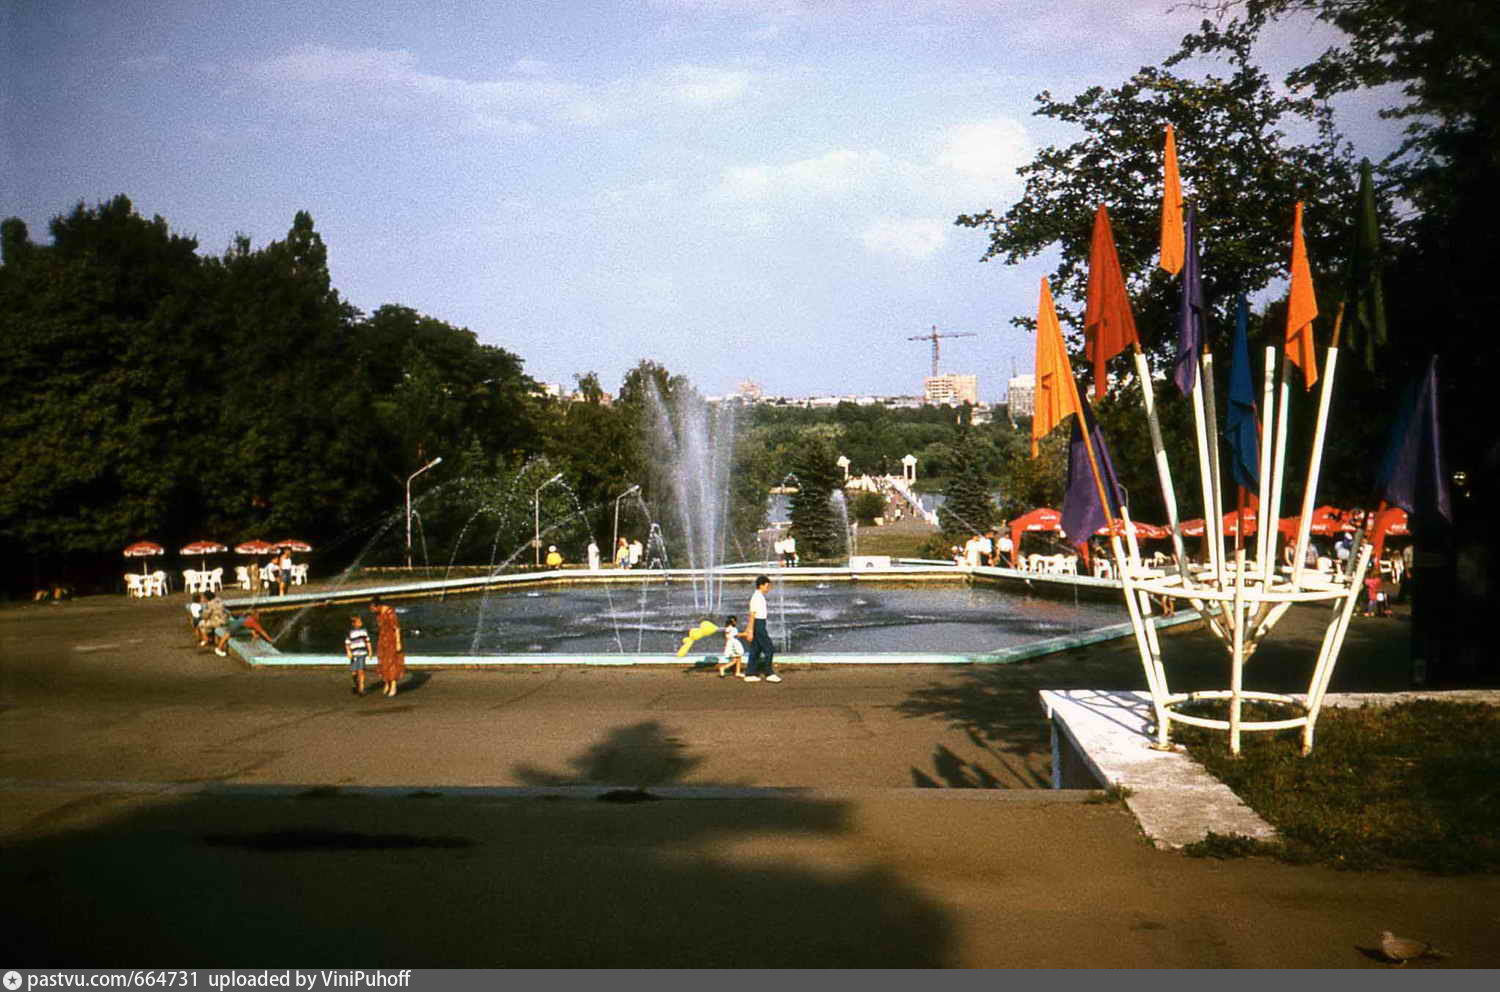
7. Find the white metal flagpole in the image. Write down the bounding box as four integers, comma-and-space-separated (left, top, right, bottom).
1255, 346, 1277, 583
1133, 350, 1190, 575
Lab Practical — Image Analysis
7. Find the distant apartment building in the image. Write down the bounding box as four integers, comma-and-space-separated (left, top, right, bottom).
923, 373, 979, 407
1006, 373, 1035, 418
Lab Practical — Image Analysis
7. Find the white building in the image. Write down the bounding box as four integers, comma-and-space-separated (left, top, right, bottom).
1006, 373, 1035, 418
923, 373, 979, 406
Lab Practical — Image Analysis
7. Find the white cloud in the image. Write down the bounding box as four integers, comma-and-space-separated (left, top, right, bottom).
935, 118, 1032, 192
861, 217, 949, 260
250, 45, 757, 135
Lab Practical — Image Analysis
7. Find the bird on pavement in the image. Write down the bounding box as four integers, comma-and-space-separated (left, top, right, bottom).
1380, 930, 1447, 966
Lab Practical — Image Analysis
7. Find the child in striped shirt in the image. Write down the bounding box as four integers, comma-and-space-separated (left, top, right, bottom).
345, 614, 371, 695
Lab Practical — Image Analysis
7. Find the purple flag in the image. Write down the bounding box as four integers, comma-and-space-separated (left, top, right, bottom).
1374, 355, 1451, 521
1172, 205, 1205, 396
1223, 295, 1259, 490
1061, 393, 1125, 549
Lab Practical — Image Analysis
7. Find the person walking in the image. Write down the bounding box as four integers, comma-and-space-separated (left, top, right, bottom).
370, 596, 406, 696
740, 574, 781, 683
716, 614, 746, 678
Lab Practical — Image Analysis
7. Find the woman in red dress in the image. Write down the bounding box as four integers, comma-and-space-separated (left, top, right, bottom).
370, 597, 405, 696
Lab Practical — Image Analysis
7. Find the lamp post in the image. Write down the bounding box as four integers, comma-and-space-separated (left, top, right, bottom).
533, 472, 565, 566
612, 484, 641, 563
405, 456, 443, 568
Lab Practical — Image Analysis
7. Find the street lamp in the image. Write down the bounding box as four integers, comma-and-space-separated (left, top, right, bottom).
612, 484, 641, 561
405, 456, 443, 568
533, 472, 565, 566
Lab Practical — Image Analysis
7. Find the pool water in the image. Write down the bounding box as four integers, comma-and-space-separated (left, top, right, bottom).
277, 579, 1125, 657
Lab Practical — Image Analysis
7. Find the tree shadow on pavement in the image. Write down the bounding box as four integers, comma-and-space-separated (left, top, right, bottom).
0, 722, 954, 967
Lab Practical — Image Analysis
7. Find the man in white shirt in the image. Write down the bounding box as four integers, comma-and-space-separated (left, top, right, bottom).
740, 574, 781, 683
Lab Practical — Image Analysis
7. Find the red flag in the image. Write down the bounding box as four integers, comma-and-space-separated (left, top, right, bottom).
1083, 205, 1140, 399
1285, 201, 1319, 388
1033, 277, 1083, 458
1159, 125, 1184, 275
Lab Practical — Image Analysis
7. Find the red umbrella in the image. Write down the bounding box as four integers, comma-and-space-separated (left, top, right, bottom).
181, 539, 228, 556
1221, 510, 1257, 537
1278, 508, 1343, 538
1094, 519, 1167, 540
273, 539, 313, 553
235, 539, 277, 555
1374, 506, 1409, 537
123, 540, 164, 575
1006, 508, 1062, 565
1179, 519, 1206, 538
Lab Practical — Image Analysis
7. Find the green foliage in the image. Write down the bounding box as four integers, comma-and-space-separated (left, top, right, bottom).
849, 490, 886, 525
787, 434, 845, 560
938, 431, 996, 541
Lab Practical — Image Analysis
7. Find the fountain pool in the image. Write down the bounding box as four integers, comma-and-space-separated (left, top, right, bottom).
254, 570, 1138, 663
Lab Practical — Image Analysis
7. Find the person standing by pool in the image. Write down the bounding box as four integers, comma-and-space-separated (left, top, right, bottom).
370, 596, 406, 696
345, 614, 370, 696
740, 575, 781, 683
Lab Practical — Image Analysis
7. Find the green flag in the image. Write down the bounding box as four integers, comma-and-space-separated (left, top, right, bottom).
1343, 159, 1388, 372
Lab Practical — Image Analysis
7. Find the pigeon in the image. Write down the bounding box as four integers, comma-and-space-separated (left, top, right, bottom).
1380, 930, 1447, 966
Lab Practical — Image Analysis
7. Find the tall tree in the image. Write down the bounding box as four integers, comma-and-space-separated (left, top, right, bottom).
938, 430, 997, 543
787, 433, 845, 561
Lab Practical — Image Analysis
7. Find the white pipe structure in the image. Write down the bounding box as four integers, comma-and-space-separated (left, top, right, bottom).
1290, 347, 1340, 587
1114, 339, 1370, 755
1200, 352, 1228, 591
1133, 351, 1190, 574
1255, 347, 1277, 584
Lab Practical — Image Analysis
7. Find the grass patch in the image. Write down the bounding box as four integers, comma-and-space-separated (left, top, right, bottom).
1176, 699, 1500, 874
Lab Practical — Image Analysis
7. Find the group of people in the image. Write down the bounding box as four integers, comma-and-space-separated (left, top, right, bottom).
714, 574, 781, 683
609, 537, 645, 569
245, 548, 297, 596
342, 596, 406, 696
191, 590, 273, 657
950, 529, 1012, 568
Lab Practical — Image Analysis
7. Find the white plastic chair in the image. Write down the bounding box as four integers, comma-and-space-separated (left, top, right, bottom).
235, 566, 251, 590
208, 567, 224, 592
148, 571, 168, 597
290, 563, 308, 585
1059, 557, 1077, 575
125, 573, 145, 598
183, 569, 203, 594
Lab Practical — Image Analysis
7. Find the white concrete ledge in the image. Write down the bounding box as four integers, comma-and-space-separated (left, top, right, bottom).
1039, 689, 1278, 850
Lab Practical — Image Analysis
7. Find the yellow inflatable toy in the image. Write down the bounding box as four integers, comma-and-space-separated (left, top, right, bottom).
676, 620, 720, 657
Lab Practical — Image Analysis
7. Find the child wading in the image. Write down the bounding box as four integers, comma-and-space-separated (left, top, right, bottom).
717, 615, 746, 678
346, 614, 371, 695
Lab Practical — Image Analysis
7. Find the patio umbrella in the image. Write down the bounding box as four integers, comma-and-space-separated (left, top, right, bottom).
1094, 520, 1167, 541
1178, 519, 1206, 538
123, 540, 165, 575
1221, 510, 1257, 538
273, 539, 313, 553
235, 539, 277, 556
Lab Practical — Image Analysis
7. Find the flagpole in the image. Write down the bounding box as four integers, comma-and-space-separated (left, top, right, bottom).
1189, 376, 1222, 586
1266, 354, 1294, 582
1132, 347, 1189, 573
1255, 346, 1277, 583
1291, 305, 1344, 586
1201, 349, 1228, 589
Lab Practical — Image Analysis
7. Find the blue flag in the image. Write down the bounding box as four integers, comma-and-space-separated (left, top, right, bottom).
1061, 392, 1125, 548
1373, 356, 1451, 521
1172, 205, 1205, 396
1223, 295, 1259, 490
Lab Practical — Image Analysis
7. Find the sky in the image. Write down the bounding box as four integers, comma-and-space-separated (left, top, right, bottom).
2, 0, 1404, 401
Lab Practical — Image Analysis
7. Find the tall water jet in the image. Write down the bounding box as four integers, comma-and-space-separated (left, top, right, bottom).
644, 382, 737, 614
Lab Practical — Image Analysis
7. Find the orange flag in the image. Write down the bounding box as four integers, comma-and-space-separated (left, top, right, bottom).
1285, 201, 1320, 388
1033, 277, 1083, 458
1083, 205, 1140, 399
1159, 124, 1184, 275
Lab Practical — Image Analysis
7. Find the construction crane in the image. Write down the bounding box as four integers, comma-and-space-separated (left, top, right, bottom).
907, 325, 977, 378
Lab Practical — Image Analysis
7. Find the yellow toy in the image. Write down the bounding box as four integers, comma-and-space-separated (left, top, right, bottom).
675, 619, 720, 657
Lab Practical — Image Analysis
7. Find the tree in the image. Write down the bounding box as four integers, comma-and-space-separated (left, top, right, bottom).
787, 434, 845, 561
938, 431, 997, 542
956, 21, 1360, 383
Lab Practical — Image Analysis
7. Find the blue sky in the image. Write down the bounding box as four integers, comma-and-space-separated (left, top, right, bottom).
2, 0, 1402, 401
